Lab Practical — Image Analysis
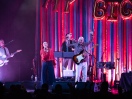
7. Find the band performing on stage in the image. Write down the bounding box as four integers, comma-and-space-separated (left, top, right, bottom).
1, 0, 131, 97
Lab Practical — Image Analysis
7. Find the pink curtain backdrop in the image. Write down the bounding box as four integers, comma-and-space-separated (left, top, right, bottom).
36, 0, 132, 86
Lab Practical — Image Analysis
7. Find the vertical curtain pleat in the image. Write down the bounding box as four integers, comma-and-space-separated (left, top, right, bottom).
35, 0, 132, 82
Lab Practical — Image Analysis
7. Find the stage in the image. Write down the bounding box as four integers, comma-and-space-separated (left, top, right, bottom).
0, 0, 131, 97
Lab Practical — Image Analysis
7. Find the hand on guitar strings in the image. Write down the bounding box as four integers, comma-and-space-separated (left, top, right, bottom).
10, 53, 14, 57
1, 55, 6, 58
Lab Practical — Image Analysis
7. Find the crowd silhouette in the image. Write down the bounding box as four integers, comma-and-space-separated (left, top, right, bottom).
0, 81, 132, 99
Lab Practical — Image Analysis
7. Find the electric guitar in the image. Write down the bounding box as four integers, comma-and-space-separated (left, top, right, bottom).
0, 49, 22, 67
73, 44, 98, 65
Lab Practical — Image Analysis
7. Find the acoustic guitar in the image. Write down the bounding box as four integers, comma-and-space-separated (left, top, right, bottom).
0, 49, 22, 67
73, 44, 98, 65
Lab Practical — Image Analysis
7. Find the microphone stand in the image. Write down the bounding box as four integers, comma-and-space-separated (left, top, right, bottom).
101, 51, 105, 82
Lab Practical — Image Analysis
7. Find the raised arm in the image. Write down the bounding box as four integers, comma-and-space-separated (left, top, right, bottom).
67, 43, 76, 47
85, 40, 93, 46
85, 31, 94, 46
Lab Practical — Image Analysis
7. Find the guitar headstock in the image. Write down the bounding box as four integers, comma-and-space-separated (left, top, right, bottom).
16, 49, 22, 52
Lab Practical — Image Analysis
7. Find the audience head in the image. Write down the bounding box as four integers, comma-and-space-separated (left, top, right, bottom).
41, 83, 49, 92
100, 81, 109, 92
55, 84, 62, 94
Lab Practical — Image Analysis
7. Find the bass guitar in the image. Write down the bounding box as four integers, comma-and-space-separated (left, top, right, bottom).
73, 44, 98, 65
0, 49, 22, 67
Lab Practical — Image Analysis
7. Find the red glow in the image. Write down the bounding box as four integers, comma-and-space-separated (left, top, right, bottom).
94, 16, 105, 20
107, 19, 117, 22
64, 0, 76, 13
122, 16, 132, 20
43, 0, 50, 9
114, 2, 119, 5
120, 0, 132, 20
93, 0, 106, 20
94, 0, 132, 20
40, 0, 132, 83
69, 0, 76, 4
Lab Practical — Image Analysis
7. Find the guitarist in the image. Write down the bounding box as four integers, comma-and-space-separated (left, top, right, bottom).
0, 39, 14, 66
67, 36, 93, 82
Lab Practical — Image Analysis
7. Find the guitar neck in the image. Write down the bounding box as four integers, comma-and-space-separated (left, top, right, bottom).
12, 51, 18, 55
84, 46, 95, 53
10, 50, 21, 57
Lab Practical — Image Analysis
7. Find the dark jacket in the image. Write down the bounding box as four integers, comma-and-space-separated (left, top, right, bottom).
61, 40, 75, 52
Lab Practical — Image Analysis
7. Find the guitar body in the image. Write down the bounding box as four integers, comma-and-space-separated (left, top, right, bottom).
0, 49, 22, 67
0, 58, 9, 67
73, 50, 85, 65
73, 44, 98, 65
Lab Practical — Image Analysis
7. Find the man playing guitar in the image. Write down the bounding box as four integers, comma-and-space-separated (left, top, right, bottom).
0, 39, 14, 66
0, 39, 22, 67
67, 36, 93, 82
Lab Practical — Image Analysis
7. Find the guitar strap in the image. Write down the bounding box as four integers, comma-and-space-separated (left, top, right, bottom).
3, 47, 7, 56
1, 47, 8, 66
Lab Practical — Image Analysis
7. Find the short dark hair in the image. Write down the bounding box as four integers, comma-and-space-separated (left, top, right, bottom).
65, 33, 72, 36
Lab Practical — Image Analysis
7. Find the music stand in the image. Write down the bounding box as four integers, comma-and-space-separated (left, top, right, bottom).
54, 51, 63, 57
63, 52, 74, 58
105, 62, 115, 69
97, 62, 105, 69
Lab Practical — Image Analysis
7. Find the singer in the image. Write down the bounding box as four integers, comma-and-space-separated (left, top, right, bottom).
40, 41, 56, 86
67, 36, 93, 82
